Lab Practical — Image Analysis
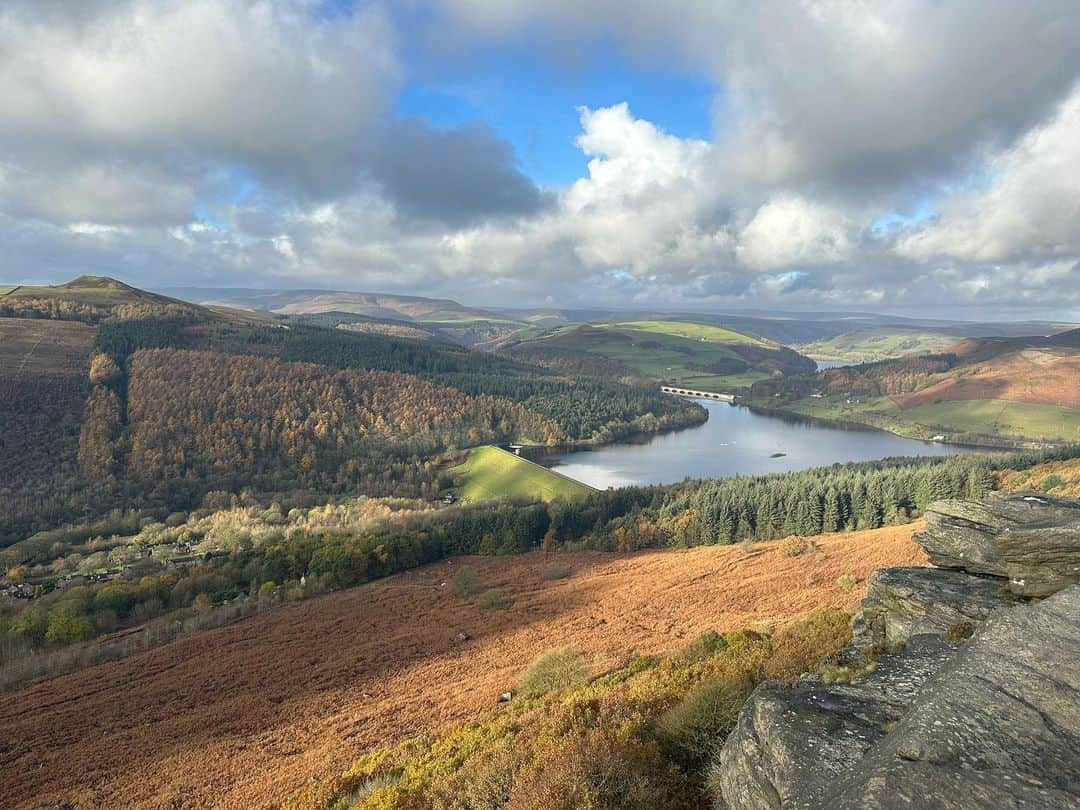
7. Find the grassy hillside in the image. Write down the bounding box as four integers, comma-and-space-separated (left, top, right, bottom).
793, 328, 956, 363
504, 320, 814, 392
749, 333, 1080, 445
901, 400, 1080, 442
605, 320, 770, 346
452, 446, 594, 503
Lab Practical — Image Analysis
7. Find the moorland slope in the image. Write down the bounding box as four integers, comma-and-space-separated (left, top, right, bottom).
0, 524, 927, 810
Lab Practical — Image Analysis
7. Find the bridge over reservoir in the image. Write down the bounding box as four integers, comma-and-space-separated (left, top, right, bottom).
660, 385, 735, 402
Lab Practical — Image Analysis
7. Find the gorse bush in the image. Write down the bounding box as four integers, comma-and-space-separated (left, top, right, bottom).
1042, 474, 1063, 492
764, 607, 852, 682
778, 535, 815, 558
296, 617, 857, 810
506, 730, 694, 810
477, 588, 508, 610
654, 674, 756, 769
519, 646, 589, 696
682, 630, 728, 664
836, 574, 859, 592
451, 567, 480, 599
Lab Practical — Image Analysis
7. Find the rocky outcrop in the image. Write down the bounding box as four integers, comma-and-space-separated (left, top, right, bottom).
713, 493, 1080, 810
916, 492, 1080, 597
713, 635, 959, 810
852, 566, 1006, 649
822, 587, 1080, 810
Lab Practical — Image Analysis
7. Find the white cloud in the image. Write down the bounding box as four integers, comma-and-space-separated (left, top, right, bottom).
736, 196, 853, 271
897, 87, 1080, 262
1, 2, 1080, 316
0, 161, 194, 226
0, 0, 398, 194
434, 1, 1080, 193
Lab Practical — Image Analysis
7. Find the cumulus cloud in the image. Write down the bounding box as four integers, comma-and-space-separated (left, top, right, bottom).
432, 104, 733, 283
0, 0, 396, 195
897, 87, 1080, 262
434, 1, 1080, 194
0, 0, 541, 229
2, 1, 1080, 316
736, 196, 853, 271
368, 120, 548, 227
0, 161, 195, 226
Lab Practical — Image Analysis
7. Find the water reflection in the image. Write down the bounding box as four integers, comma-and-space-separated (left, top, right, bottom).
532, 400, 973, 489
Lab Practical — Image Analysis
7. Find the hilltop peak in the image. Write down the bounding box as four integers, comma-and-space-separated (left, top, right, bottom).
60, 275, 136, 290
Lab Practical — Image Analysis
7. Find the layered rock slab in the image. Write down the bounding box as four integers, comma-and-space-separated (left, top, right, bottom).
917, 492, 1080, 597
852, 566, 1007, 648
714, 493, 1080, 809
822, 586, 1080, 809
713, 634, 959, 810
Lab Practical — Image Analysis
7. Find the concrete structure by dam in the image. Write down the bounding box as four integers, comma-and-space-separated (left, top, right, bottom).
660, 386, 736, 402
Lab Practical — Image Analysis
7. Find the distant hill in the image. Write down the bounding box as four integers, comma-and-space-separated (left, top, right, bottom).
161, 286, 517, 322
0, 276, 704, 543
749, 330, 1080, 444
160, 286, 528, 346
501, 319, 816, 391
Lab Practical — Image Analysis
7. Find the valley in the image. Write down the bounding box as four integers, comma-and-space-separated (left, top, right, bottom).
1, 276, 1078, 810
6, 13, 1080, 808
747, 330, 1080, 446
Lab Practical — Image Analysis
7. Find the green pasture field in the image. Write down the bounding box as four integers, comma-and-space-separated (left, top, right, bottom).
451, 446, 594, 503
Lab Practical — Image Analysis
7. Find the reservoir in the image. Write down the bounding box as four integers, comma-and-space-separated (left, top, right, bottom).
534, 399, 973, 489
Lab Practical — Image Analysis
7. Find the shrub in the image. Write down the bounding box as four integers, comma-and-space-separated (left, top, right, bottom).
519, 646, 588, 696
329, 773, 400, 810
1042, 474, 1063, 492
425, 741, 517, 810
836, 574, 858, 592
540, 563, 569, 581
654, 674, 756, 769
682, 630, 728, 663
778, 535, 814, 558
764, 607, 852, 682
477, 588, 508, 610
452, 566, 480, 598
507, 730, 694, 810
44, 611, 93, 645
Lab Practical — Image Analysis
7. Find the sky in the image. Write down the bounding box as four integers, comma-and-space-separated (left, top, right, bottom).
2, 1, 1079, 318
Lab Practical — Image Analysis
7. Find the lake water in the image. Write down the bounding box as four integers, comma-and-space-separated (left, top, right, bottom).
534, 399, 973, 489
814, 359, 854, 370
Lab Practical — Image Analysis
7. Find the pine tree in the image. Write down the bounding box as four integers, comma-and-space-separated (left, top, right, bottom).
823, 488, 841, 533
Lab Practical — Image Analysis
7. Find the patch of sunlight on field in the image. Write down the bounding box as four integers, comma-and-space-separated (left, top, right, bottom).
451, 446, 594, 503
902, 399, 1080, 440
605, 320, 768, 345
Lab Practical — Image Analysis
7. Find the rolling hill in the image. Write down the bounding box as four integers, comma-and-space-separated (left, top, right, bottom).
0, 277, 704, 544
749, 329, 1080, 444
501, 320, 816, 391
161, 286, 527, 347
0, 522, 928, 809
451, 445, 594, 503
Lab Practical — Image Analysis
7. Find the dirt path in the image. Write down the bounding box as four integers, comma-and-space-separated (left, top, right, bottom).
0, 524, 928, 809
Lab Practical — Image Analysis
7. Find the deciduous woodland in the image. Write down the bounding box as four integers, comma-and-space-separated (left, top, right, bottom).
3, 446, 1077, 676
0, 297, 703, 545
